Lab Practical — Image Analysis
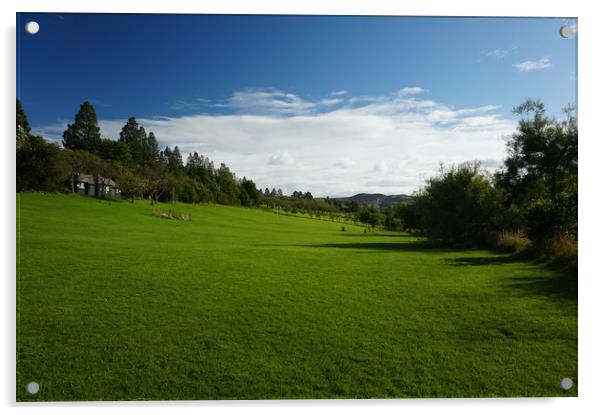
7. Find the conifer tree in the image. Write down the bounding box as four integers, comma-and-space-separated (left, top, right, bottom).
62, 101, 102, 154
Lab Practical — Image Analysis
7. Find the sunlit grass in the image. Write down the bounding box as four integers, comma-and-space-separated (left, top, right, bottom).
17, 193, 577, 400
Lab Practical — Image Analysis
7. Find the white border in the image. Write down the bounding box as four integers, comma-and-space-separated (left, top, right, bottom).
3, 1, 601, 414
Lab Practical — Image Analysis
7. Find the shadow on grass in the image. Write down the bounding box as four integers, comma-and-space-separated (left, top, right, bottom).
290, 240, 577, 301
293, 241, 456, 253
506, 272, 577, 301
336, 232, 416, 238
445, 255, 525, 266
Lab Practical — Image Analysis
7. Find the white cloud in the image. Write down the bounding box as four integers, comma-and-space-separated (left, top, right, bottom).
486, 49, 511, 59
267, 151, 295, 166
456, 105, 501, 115
373, 161, 389, 173
330, 90, 347, 96
398, 87, 424, 96
513, 57, 552, 72
33, 86, 515, 197
216, 88, 316, 115
485, 46, 518, 59
333, 158, 356, 169
347, 96, 388, 105
320, 98, 343, 106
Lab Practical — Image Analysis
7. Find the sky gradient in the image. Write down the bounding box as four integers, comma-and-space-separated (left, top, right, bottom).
17, 13, 577, 196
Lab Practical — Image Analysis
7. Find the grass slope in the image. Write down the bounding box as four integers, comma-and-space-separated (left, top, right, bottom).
16, 193, 577, 400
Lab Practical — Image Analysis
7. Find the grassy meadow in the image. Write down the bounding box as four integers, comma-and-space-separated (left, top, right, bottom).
16, 193, 577, 400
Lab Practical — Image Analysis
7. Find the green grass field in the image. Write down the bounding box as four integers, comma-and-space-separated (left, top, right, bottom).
16, 193, 577, 401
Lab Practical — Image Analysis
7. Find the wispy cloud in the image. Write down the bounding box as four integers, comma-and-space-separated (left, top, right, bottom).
267, 151, 295, 166
333, 158, 356, 169
320, 98, 343, 106
486, 49, 511, 59
398, 87, 424, 96
215, 88, 316, 115
484, 46, 517, 59
330, 90, 347, 96
33, 86, 514, 196
513, 57, 552, 72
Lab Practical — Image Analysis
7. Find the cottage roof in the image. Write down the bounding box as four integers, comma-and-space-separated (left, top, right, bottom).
78, 174, 96, 185
77, 174, 118, 188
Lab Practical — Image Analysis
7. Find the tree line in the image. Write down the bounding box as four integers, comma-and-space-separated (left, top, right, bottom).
16, 100, 346, 213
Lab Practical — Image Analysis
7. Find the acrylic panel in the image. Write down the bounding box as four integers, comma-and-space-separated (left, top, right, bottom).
16, 13, 578, 401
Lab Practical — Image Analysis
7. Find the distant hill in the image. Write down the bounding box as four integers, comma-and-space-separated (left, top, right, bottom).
329, 193, 413, 211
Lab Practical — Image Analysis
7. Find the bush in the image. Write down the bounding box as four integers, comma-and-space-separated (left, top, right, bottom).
540, 234, 577, 268
412, 162, 506, 246
525, 192, 577, 244
496, 231, 531, 254
17, 136, 69, 192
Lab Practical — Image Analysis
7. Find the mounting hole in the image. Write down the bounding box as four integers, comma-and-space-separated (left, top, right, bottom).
559, 25, 573, 39
25, 21, 40, 35
560, 377, 573, 390
26, 381, 39, 394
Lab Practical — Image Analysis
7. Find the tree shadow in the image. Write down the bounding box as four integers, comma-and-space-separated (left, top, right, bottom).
263, 240, 578, 301
445, 255, 577, 301
293, 241, 456, 253
336, 232, 417, 238
505, 272, 577, 301
445, 255, 526, 266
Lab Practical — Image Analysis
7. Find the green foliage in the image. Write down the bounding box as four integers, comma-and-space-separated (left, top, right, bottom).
357, 205, 385, 228
62, 101, 102, 154
525, 188, 577, 243
391, 202, 421, 230
215, 163, 240, 204
17, 136, 68, 191
118, 117, 159, 167
160, 145, 184, 174
17, 99, 31, 133
98, 138, 132, 165
240, 177, 262, 206
412, 162, 506, 246
496, 99, 577, 245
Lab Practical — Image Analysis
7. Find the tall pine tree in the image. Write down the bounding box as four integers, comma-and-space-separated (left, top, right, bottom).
144, 132, 159, 166
119, 117, 159, 167
62, 101, 102, 154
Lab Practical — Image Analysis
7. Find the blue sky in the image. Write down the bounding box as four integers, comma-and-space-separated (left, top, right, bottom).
17, 13, 577, 196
